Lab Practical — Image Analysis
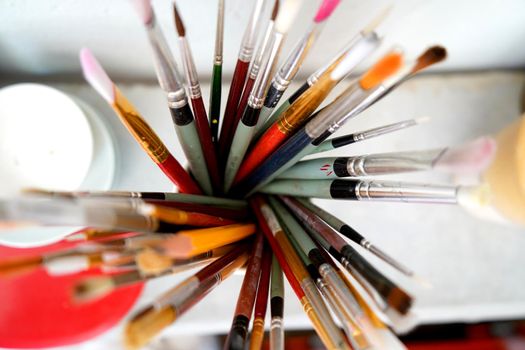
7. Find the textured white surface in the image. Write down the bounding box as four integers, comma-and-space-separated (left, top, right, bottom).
1, 0, 525, 80
15, 71, 524, 350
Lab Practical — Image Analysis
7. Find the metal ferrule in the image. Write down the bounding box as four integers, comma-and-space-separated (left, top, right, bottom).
354, 119, 418, 142
340, 256, 388, 311
249, 21, 275, 79
249, 32, 284, 107
305, 84, 385, 139
354, 180, 459, 204
153, 276, 201, 310
319, 263, 363, 317
238, 0, 266, 62
167, 89, 189, 109
179, 37, 202, 99
277, 23, 322, 88
367, 243, 413, 276
147, 19, 185, 93
213, 0, 224, 65
346, 149, 442, 176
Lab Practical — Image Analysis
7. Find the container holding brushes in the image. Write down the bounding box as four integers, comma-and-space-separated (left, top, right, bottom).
1, 0, 525, 349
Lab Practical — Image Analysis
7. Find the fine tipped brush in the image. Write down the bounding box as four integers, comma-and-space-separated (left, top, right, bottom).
173, 2, 222, 193
281, 196, 413, 315
259, 0, 342, 125
79, 48, 202, 194
209, 0, 225, 142
278, 136, 497, 179
310, 117, 430, 155
224, 0, 302, 192
219, 0, 267, 163
130, 0, 213, 194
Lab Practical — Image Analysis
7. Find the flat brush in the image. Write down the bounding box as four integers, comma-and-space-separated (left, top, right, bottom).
234, 32, 383, 186
232, 49, 404, 196
209, 0, 225, 142
254, 6, 391, 139
130, 0, 213, 194
281, 196, 413, 315
124, 244, 249, 350
296, 197, 415, 278
79, 48, 202, 194
173, 2, 222, 193
269, 255, 285, 350
248, 243, 272, 350
219, 0, 267, 162
156, 223, 256, 259
259, 0, 342, 124
278, 136, 497, 179
250, 196, 351, 350
269, 197, 369, 349
310, 117, 430, 155
224, 0, 302, 192
224, 233, 265, 350
222, 0, 279, 167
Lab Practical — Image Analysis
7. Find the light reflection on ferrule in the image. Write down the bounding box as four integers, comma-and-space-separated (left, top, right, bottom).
272, 74, 290, 92
347, 157, 368, 177
248, 95, 264, 109
167, 90, 188, 109
239, 46, 254, 62
187, 83, 202, 99
214, 55, 223, 65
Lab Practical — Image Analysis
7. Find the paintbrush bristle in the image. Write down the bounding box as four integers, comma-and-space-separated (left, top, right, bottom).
271, 0, 280, 21
412, 46, 447, 73
360, 49, 404, 90
80, 48, 115, 103
130, 0, 153, 25
74, 276, 115, 302
124, 306, 176, 350
159, 235, 193, 259
386, 286, 413, 315
434, 136, 497, 174
136, 248, 173, 275
362, 4, 392, 34
416, 116, 431, 124
172, 2, 186, 37
274, 0, 302, 33
314, 0, 341, 23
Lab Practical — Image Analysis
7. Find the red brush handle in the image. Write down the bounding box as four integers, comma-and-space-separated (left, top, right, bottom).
234, 124, 285, 184
185, 211, 237, 227
219, 59, 250, 162
190, 96, 222, 193
159, 154, 203, 194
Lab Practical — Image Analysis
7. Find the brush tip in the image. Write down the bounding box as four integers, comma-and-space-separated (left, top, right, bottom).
274, 0, 302, 33
136, 248, 173, 275
387, 287, 413, 315
130, 0, 153, 25
413, 46, 448, 73
172, 2, 186, 36
161, 235, 193, 259
360, 49, 404, 90
314, 0, 341, 23
415, 116, 432, 124
435, 136, 497, 174
79, 48, 115, 103
362, 4, 393, 34
271, 0, 280, 21
73, 276, 114, 302
125, 306, 176, 350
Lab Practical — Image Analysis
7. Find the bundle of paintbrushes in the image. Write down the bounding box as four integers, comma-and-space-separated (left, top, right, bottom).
0, 0, 502, 349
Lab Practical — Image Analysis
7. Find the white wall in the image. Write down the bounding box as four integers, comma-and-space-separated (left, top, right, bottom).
1, 0, 525, 81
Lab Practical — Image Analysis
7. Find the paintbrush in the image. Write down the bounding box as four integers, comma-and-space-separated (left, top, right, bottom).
248, 243, 272, 350
224, 233, 265, 350
124, 244, 250, 349
269, 197, 369, 349
223, 0, 279, 166
254, 6, 391, 138
79, 48, 202, 194
250, 196, 351, 350
233, 46, 448, 196
259, 0, 342, 124
173, 2, 222, 193
309, 117, 430, 155
156, 223, 256, 259
219, 0, 268, 163
233, 34, 384, 186
130, 0, 213, 195
295, 197, 416, 279
280, 196, 413, 315
278, 136, 497, 179
269, 255, 285, 350
209, 0, 225, 142
224, 0, 302, 192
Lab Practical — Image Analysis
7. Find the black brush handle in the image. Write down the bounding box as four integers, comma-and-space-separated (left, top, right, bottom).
169, 104, 194, 126
241, 105, 261, 127
329, 179, 358, 199
287, 82, 310, 105
264, 84, 285, 108
331, 133, 358, 149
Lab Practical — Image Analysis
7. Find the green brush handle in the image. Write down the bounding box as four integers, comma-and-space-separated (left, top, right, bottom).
209, 63, 222, 143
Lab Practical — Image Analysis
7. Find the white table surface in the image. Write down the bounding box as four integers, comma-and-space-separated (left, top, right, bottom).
3, 71, 524, 349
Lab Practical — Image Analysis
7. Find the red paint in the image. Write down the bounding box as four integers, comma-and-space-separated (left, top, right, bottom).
190, 96, 222, 193
219, 60, 250, 163
159, 153, 203, 194
0, 242, 142, 348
